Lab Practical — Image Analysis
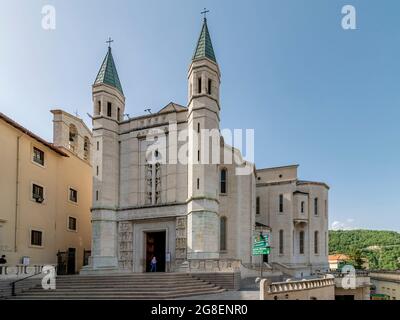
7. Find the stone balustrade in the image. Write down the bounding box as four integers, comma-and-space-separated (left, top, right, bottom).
260, 276, 335, 300
180, 258, 241, 272
0, 264, 56, 279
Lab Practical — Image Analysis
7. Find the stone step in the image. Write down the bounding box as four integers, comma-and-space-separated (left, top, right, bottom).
8, 273, 226, 300
26, 284, 216, 292
54, 279, 195, 284
15, 287, 223, 297
11, 288, 227, 300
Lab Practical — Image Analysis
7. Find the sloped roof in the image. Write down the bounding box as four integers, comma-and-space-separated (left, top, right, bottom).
94, 47, 124, 95
0, 112, 68, 157
329, 254, 350, 261
192, 18, 217, 63
158, 102, 187, 114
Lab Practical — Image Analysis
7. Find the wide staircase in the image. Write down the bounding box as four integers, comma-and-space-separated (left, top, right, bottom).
8, 273, 225, 300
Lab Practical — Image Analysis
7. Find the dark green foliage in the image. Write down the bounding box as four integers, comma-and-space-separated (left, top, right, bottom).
329, 230, 400, 270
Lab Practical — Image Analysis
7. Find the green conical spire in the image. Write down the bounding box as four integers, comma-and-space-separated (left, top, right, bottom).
192, 18, 217, 63
94, 47, 124, 95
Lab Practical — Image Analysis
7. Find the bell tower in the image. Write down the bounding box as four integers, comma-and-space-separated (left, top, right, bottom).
83, 40, 125, 272
186, 16, 222, 260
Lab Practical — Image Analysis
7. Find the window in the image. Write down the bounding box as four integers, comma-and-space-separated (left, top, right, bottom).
31, 230, 43, 246
220, 169, 227, 194
98, 101, 101, 115
145, 162, 162, 205
197, 178, 200, 190
325, 200, 328, 218
301, 201, 305, 213
325, 231, 327, 254
68, 217, 77, 231
208, 79, 212, 95
279, 230, 284, 254
256, 197, 260, 215
314, 231, 319, 254
197, 123, 200, 133
314, 198, 319, 215
69, 124, 77, 152
84, 136, 90, 161
96, 166, 99, 176
69, 188, 78, 203
32, 184, 44, 203
220, 217, 227, 251
33, 147, 44, 166
97, 141, 100, 151
198, 77, 202, 94
95, 190, 99, 201
198, 150, 200, 162
107, 102, 112, 117
279, 194, 283, 213
117, 108, 120, 121
299, 231, 305, 254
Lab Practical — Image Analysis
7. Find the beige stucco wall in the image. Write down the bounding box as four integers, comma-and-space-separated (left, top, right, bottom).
370, 272, 400, 300
0, 116, 92, 272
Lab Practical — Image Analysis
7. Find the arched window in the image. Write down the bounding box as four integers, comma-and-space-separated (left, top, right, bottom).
84, 136, 90, 161
299, 231, 305, 254
256, 197, 260, 214
314, 231, 319, 254
98, 101, 101, 115
279, 230, 284, 254
220, 169, 227, 194
69, 124, 77, 152
220, 217, 227, 251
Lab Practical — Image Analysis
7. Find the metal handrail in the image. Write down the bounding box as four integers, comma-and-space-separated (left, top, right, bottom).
9, 270, 42, 296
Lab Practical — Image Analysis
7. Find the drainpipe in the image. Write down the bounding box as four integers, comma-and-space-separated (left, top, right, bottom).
14, 135, 21, 252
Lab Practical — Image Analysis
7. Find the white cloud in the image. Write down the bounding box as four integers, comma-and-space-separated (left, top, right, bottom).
331, 219, 357, 231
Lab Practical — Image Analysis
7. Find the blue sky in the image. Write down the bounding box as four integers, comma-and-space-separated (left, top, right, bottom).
1, 0, 399, 231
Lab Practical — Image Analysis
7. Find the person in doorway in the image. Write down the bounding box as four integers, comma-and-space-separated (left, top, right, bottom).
150, 256, 157, 272
0, 255, 6, 264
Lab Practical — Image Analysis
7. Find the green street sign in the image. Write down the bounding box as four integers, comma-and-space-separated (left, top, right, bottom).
252, 233, 270, 255
252, 246, 270, 255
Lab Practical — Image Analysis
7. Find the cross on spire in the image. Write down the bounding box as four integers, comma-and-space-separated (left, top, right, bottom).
201, 8, 209, 20
106, 37, 114, 48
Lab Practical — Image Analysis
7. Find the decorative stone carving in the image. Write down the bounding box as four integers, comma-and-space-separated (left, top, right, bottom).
175, 216, 187, 267
118, 221, 133, 270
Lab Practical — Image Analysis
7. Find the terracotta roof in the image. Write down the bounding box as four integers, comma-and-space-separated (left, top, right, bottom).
329, 254, 350, 261
0, 112, 68, 157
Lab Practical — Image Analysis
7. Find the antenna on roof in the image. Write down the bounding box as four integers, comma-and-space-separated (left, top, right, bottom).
144, 108, 152, 114
124, 113, 130, 120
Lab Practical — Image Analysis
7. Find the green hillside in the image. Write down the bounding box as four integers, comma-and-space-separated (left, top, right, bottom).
329, 230, 400, 270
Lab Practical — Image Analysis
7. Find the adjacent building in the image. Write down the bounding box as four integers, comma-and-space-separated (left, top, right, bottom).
370, 271, 400, 300
0, 110, 92, 274
256, 165, 330, 277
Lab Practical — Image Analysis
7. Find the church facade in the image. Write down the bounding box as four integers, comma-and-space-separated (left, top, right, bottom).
82, 18, 329, 278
